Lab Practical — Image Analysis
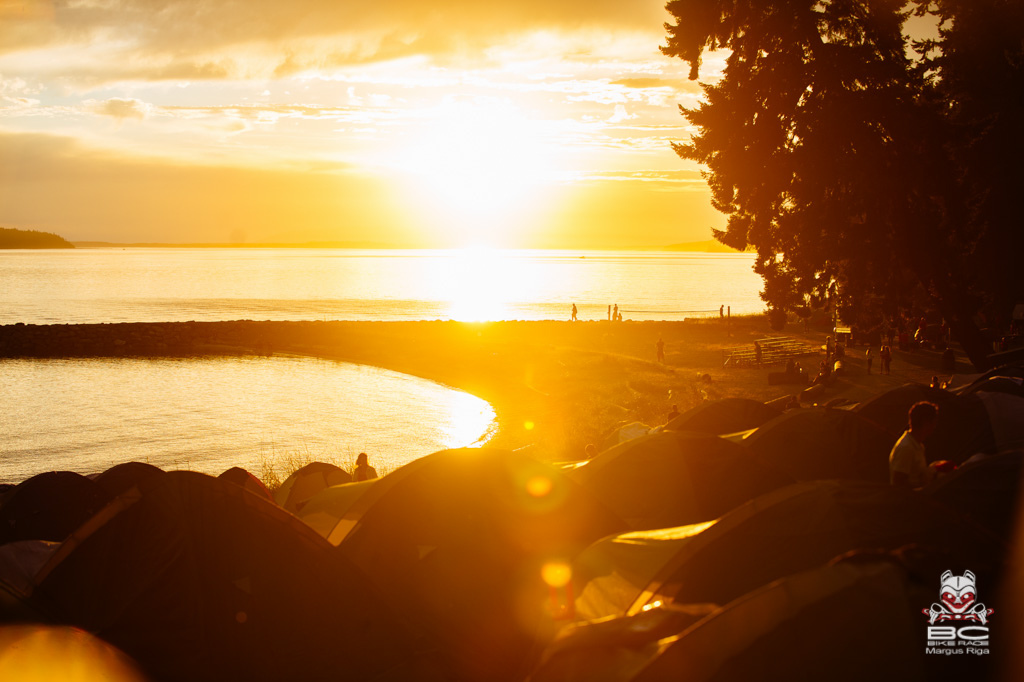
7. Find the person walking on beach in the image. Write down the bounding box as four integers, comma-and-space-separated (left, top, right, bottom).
607, 305, 611, 321
889, 402, 938, 488
353, 452, 378, 482
656, 337, 665, 363
720, 305, 724, 319
881, 345, 892, 375
571, 303, 578, 321
865, 346, 873, 374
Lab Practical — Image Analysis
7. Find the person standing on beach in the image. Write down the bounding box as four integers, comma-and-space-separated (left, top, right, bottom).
613, 303, 619, 321
353, 452, 378, 482
889, 402, 938, 488
608, 305, 611, 321
656, 337, 665, 363
571, 303, 578, 321
720, 305, 724, 319
865, 346, 873, 374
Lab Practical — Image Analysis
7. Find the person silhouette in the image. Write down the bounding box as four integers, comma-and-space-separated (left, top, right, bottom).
353, 452, 378, 482
613, 303, 618, 321
571, 303, 578, 321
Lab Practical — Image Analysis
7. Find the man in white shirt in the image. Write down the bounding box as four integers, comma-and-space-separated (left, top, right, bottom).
889, 401, 939, 488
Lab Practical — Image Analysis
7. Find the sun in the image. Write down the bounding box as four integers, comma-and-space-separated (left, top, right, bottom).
390, 100, 557, 246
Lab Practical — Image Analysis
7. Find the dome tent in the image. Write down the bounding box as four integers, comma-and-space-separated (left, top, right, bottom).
535, 550, 993, 682
925, 450, 1024, 539
316, 447, 626, 682
218, 466, 273, 502
569, 481, 999, 623
854, 383, 954, 437
273, 461, 352, 514
0, 471, 111, 546
665, 398, 781, 436
89, 461, 164, 498
742, 408, 895, 482
28, 470, 422, 682
569, 431, 793, 530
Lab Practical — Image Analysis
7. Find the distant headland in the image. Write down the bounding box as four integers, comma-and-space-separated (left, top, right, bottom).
0, 227, 74, 249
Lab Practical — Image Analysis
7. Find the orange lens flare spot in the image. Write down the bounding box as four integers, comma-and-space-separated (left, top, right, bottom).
524, 421, 535, 431
526, 475, 553, 498
541, 561, 572, 588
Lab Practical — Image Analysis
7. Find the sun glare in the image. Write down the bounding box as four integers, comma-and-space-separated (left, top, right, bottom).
392, 101, 557, 245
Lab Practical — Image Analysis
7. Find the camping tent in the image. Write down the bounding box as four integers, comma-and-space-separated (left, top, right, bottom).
89, 462, 164, 498
569, 480, 999, 622
921, 391, 1024, 463
28, 470, 422, 682
218, 466, 273, 502
569, 431, 793, 530
273, 461, 352, 513
854, 383, 954, 437
665, 398, 781, 436
925, 450, 1024, 539
534, 548, 996, 682
321, 447, 626, 682
631, 554, 987, 682
0, 472, 111, 546
742, 408, 895, 482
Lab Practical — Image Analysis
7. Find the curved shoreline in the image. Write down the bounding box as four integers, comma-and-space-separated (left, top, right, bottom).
1, 319, 956, 460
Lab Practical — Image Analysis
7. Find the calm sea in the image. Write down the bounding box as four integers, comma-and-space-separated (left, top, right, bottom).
0, 248, 762, 483
0, 247, 763, 324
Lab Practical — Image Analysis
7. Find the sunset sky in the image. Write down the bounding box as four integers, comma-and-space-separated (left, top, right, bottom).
0, 0, 728, 248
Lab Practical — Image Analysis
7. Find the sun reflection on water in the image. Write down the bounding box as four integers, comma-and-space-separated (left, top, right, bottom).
439, 387, 497, 449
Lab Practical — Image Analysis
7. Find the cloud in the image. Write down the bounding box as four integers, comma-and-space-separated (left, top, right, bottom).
0, 0, 672, 82
86, 96, 149, 120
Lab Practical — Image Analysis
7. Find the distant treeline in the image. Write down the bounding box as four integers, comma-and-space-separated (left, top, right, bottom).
0, 227, 74, 249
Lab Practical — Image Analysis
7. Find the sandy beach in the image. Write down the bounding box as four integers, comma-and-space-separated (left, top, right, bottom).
0, 316, 972, 461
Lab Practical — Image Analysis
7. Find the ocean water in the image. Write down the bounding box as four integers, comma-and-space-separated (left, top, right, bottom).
0, 356, 495, 484
0, 248, 762, 483
0, 247, 763, 324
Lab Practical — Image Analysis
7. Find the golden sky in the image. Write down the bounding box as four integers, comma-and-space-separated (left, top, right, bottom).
0, 0, 727, 248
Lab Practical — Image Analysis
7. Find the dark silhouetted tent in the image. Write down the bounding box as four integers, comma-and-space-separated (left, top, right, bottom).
569, 431, 793, 530
0, 541, 54, 623
323, 448, 626, 682
535, 546, 999, 682
922, 391, 1024, 464
631, 554, 989, 682
296, 479, 377, 539
273, 461, 352, 513
854, 383, 954, 437
0, 472, 111, 546
90, 462, 164, 498
743, 408, 894, 482
570, 481, 998, 621
926, 450, 1024, 539
218, 467, 273, 502
665, 398, 781, 436
964, 376, 1024, 400
29, 471, 423, 682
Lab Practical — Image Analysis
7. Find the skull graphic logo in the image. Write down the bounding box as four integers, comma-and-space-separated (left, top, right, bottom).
923, 570, 994, 625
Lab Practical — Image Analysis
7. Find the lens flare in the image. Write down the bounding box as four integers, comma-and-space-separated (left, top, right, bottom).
526, 475, 553, 498
541, 561, 572, 589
